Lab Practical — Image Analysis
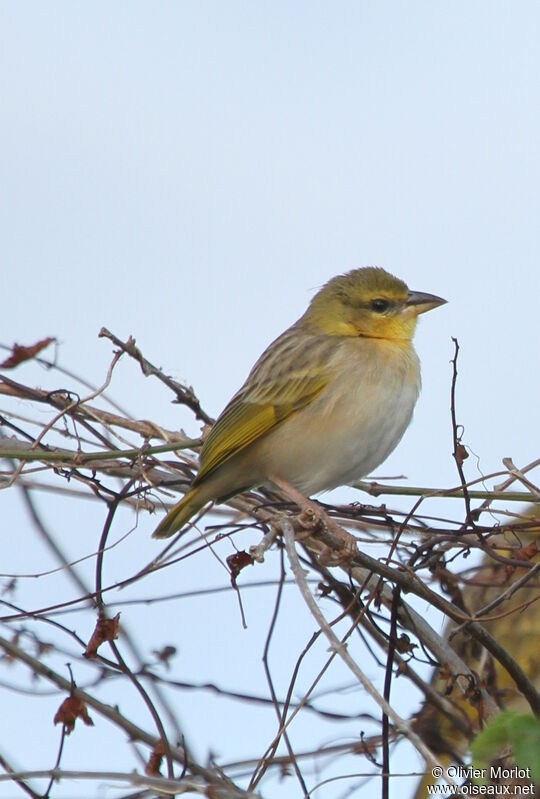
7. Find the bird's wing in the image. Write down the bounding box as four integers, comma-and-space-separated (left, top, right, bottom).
194, 369, 329, 484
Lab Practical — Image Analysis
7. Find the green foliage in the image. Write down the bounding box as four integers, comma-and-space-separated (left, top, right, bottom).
471, 712, 540, 783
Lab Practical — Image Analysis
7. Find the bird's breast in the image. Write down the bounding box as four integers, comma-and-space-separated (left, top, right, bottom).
258, 338, 421, 495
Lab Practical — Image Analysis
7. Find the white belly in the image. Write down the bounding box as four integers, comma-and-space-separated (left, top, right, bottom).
257, 341, 421, 495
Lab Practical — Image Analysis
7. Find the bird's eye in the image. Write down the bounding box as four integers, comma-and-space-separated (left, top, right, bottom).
370, 298, 391, 313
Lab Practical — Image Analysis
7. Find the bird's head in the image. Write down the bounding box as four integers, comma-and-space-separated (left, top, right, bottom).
301, 266, 446, 341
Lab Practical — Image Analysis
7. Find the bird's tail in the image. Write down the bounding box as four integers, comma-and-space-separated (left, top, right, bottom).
152, 487, 206, 539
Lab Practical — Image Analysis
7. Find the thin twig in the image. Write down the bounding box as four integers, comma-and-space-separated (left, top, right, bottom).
381, 587, 400, 799
450, 337, 475, 528
99, 328, 214, 425
0, 769, 259, 798
280, 518, 457, 788
354, 479, 538, 504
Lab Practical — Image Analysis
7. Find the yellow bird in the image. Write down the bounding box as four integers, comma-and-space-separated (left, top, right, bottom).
153, 267, 446, 539
413, 507, 540, 797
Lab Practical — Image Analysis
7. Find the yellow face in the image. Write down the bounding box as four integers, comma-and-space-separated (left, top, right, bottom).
302, 267, 446, 341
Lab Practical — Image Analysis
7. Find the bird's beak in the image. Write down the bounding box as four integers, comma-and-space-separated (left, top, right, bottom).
406, 290, 447, 316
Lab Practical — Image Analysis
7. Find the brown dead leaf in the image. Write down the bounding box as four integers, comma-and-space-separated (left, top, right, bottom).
1, 578, 17, 596
0, 337, 56, 368
227, 550, 254, 584
317, 581, 332, 597
514, 540, 538, 562
438, 663, 457, 695
54, 695, 94, 734
84, 612, 120, 658
0, 631, 21, 664
145, 739, 166, 776
463, 673, 482, 703
505, 539, 539, 580
152, 645, 177, 670
454, 442, 469, 466
394, 633, 416, 654
396, 661, 409, 677
35, 640, 53, 657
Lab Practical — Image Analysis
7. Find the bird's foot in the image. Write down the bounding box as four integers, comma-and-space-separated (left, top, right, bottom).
295, 502, 358, 565
270, 474, 358, 565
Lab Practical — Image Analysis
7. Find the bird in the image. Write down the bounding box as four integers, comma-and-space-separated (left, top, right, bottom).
412, 506, 540, 797
153, 266, 446, 539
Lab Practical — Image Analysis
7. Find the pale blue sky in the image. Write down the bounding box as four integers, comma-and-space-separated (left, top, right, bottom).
1, 3, 539, 798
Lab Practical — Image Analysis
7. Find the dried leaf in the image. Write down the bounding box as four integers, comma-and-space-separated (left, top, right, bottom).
54, 695, 94, 734
0, 337, 56, 368
152, 645, 177, 669
1, 578, 17, 596
454, 442, 469, 466
145, 739, 166, 776
227, 551, 254, 584
0, 631, 21, 664
317, 581, 332, 597
84, 612, 120, 658
396, 661, 409, 677
514, 540, 538, 562
439, 663, 457, 696
439, 663, 452, 680
394, 633, 416, 654
464, 674, 482, 703
35, 640, 53, 657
